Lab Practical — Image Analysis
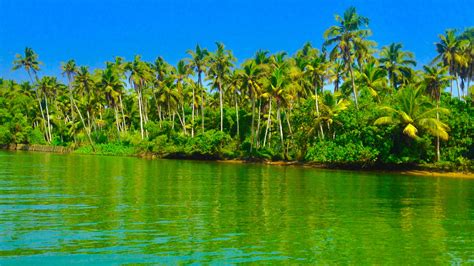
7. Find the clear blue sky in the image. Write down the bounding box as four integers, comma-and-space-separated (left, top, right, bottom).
1, 0, 473, 81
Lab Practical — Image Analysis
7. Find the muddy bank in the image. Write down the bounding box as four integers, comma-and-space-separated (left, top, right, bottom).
1, 144, 72, 153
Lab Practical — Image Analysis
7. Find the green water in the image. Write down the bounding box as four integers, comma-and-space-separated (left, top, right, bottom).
0, 151, 472, 264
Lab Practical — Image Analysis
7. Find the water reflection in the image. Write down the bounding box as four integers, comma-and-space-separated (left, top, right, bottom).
0, 151, 473, 264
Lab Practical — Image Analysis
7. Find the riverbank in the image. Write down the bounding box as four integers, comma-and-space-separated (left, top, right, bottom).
2, 144, 473, 179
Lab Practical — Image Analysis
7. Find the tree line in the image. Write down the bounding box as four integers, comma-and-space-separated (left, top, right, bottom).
1, 7, 473, 168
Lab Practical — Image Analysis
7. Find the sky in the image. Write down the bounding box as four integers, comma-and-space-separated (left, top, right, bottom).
0, 0, 473, 81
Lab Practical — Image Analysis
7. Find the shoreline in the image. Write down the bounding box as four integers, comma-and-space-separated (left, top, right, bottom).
2, 144, 473, 179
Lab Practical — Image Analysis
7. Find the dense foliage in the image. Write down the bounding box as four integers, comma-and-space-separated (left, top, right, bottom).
1, 7, 473, 169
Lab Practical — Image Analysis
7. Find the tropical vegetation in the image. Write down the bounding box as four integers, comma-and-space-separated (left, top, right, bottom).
1, 8, 473, 170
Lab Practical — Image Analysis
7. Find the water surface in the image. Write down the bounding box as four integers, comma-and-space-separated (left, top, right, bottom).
0, 151, 473, 264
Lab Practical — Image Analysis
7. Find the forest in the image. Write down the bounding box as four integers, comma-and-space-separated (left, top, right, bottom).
1, 7, 473, 170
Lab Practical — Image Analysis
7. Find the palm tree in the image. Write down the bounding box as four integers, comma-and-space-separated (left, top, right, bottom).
175, 59, 192, 135
324, 7, 371, 109
37, 76, 61, 142
71, 66, 95, 149
187, 45, 209, 133
12, 47, 48, 142
433, 29, 469, 97
379, 43, 416, 90
237, 60, 264, 151
375, 86, 449, 161
356, 61, 388, 101
126, 55, 153, 139
61, 60, 78, 122
304, 53, 328, 138
98, 66, 125, 135
457, 28, 474, 95
208, 42, 235, 132
422, 64, 452, 161
316, 91, 351, 139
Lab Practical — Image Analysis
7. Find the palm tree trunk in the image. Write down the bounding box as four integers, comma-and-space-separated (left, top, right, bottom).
455, 75, 461, 99
250, 95, 256, 152
436, 101, 440, 162
256, 100, 262, 148
348, 63, 359, 109
277, 104, 284, 149
73, 100, 94, 151
234, 91, 239, 137
199, 72, 205, 133
191, 84, 195, 137
44, 96, 52, 143
263, 97, 272, 147
182, 104, 187, 135
314, 84, 324, 139
137, 88, 144, 139
119, 94, 126, 132
219, 81, 223, 132
28, 71, 49, 143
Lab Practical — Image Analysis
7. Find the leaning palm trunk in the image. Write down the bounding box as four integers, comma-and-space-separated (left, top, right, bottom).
28, 72, 49, 143
234, 91, 239, 137
219, 81, 224, 131
119, 94, 127, 132
348, 63, 359, 109
256, 100, 262, 148
436, 101, 441, 162
277, 104, 284, 149
263, 97, 272, 147
44, 96, 53, 143
73, 100, 94, 151
314, 84, 325, 139
250, 96, 256, 152
137, 87, 145, 139
191, 85, 195, 137
198, 72, 205, 133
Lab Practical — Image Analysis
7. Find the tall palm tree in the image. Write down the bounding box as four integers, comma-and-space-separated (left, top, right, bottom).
37, 76, 61, 142
187, 45, 209, 133
61, 60, 78, 122
379, 43, 416, 90
433, 29, 469, 97
208, 42, 235, 132
175, 59, 192, 135
304, 53, 328, 138
324, 7, 371, 109
71, 66, 95, 149
237, 60, 264, 151
126, 55, 153, 139
98, 66, 125, 135
422, 65, 452, 161
12, 47, 48, 142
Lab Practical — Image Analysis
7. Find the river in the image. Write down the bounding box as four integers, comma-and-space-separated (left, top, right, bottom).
0, 151, 472, 264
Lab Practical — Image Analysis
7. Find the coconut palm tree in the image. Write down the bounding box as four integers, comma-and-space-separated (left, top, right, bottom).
324, 7, 371, 109
61, 60, 78, 122
126, 55, 153, 139
37, 76, 61, 142
98, 66, 125, 135
12, 47, 49, 142
208, 42, 235, 132
356, 61, 388, 101
422, 64, 452, 161
316, 91, 351, 139
237, 60, 264, 151
433, 29, 469, 97
375, 86, 449, 161
187, 45, 209, 133
379, 43, 416, 90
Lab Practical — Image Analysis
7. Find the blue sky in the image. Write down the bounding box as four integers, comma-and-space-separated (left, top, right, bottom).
1, 0, 473, 81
